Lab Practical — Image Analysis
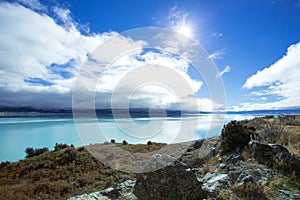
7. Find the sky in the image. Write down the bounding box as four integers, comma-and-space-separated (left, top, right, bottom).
0, 0, 300, 111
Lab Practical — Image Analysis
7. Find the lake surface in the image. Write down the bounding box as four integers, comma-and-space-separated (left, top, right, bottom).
0, 114, 266, 162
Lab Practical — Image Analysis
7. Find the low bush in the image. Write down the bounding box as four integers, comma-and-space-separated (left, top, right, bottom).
25, 147, 49, 158
54, 143, 72, 151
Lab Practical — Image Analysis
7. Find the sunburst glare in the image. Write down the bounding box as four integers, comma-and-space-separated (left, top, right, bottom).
177, 25, 192, 38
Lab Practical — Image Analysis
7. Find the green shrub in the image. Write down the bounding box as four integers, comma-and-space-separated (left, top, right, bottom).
0, 161, 10, 169
25, 147, 49, 158
220, 120, 254, 155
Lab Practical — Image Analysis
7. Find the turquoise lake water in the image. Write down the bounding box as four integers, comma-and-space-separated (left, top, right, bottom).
0, 114, 258, 162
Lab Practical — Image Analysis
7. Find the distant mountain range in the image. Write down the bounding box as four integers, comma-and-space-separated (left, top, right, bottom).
0, 106, 299, 117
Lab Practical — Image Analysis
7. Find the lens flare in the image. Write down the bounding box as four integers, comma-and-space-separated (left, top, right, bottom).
177, 25, 192, 38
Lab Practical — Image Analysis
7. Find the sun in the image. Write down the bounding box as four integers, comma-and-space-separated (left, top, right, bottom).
176, 25, 193, 38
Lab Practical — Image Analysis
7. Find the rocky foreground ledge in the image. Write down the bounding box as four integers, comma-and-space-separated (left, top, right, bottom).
68, 140, 300, 200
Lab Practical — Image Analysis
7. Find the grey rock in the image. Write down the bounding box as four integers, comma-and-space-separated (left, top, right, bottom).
182, 151, 193, 157
98, 197, 110, 200
275, 152, 300, 178
225, 153, 245, 168
249, 141, 274, 166
133, 154, 206, 200
269, 144, 289, 154
201, 172, 229, 196
273, 190, 300, 200
68, 192, 102, 200
217, 163, 226, 169
115, 180, 136, 198
228, 162, 273, 185
249, 141, 300, 178
100, 180, 137, 199
192, 139, 204, 150
68, 180, 136, 200
100, 187, 118, 198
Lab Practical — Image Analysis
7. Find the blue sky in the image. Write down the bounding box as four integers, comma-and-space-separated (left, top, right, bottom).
0, 0, 300, 111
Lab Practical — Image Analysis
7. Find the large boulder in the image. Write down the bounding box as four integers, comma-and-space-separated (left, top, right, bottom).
133, 154, 206, 200
249, 141, 275, 166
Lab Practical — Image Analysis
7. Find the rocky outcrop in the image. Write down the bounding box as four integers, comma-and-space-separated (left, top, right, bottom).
200, 153, 274, 198
249, 141, 290, 166
249, 141, 300, 177
133, 154, 206, 200
68, 180, 136, 200
68, 140, 299, 200
229, 162, 274, 186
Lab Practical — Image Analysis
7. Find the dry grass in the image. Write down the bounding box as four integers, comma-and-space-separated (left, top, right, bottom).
268, 175, 300, 194
0, 142, 166, 199
217, 189, 241, 200
241, 147, 252, 161
116, 142, 166, 153
244, 115, 300, 157
229, 181, 266, 200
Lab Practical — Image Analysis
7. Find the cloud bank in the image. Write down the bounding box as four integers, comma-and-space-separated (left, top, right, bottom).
232, 41, 300, 111
0, 1, 220, 111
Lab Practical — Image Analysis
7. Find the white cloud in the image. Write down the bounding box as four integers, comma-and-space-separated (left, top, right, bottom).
211, 32, 223, 38
233, 41, 300, 111
0, 2, 110, 92
244, 42, 300, 89
0, 2, 114, 108
216, 65, 231, 79
208, 49, 225, 60
18, 0, 46, 11
168, 6, 187, 29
